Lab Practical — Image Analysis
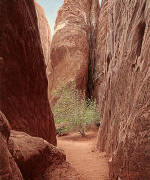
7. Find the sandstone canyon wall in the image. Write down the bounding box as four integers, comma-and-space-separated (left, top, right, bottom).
0, 0, 56, 145
35, 1, 53, 100
97, 0, 150, 179
50, 0, 99, 104
35, 1, 51, 66
92, 0, 108, 107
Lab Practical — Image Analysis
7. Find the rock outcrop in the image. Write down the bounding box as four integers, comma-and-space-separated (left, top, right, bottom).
8, 130, 66, 179
0, 111, 23, 180
97, 0, 150, 179
35, 1, 53, 101
0, 111, 66, 180
0, 0, 56, 145
50, 0, 99, 105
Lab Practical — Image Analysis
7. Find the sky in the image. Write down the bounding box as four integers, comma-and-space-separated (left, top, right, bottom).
37, 0, 102, 34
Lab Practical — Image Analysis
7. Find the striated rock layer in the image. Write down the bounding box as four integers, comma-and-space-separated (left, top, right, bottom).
97, 0, 150, 179
92, 0, 108, 107
0, 0, 56, 145
50, 0, 99, 105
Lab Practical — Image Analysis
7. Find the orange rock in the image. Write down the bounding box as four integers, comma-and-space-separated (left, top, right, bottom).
50, 0, 100, 106
0, 0, 56, 145
35, 1, 53, 101
0, 111, 23, 180
8, 130, 66, 179
97, 0, 150, 179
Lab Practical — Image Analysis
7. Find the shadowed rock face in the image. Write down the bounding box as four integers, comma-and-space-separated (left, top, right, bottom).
0, 0, 56, 145
0, 111, 23, 180
93, 0, 108, 108
50, 0, 99, 105
97, 0, 150, 179
0, 111, 66, 180
8, 130, 66, 180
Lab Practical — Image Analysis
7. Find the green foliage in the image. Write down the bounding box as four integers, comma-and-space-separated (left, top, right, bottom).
52, 81, 100, 136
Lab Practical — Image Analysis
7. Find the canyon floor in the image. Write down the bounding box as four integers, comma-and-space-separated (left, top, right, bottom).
58, 130, 109, 180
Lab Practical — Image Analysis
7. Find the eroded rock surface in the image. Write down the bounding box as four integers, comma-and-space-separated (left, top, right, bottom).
8, 130, 66, 180
0, 0, 56, 145
0, 111, 23, 180
35, 1, 53, 100
50, 0, 99, 105
97, 0, 150, 179
92, 0, 108, 107
35, 1, 51, 66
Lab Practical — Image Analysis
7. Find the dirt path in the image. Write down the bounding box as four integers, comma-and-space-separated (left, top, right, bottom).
57, 131, 109, 180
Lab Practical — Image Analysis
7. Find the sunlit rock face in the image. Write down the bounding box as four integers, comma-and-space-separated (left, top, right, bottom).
97, 0, 150, 179
35, 1, 51, 66
35, 1, 53, 100
0, 0, 56, 145
50, 0, 100, 105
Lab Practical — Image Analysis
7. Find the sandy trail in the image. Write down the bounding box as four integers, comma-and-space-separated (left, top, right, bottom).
58, 131, 109, 180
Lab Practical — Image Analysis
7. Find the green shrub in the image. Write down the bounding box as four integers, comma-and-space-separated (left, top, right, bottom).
52, 81, 100, 136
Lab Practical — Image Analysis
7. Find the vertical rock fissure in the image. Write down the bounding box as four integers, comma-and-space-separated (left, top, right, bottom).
137, 22, 146, 57
86, 0, 100, 99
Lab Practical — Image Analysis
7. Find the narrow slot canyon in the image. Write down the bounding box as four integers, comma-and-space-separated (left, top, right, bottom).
0, 0, 150, 180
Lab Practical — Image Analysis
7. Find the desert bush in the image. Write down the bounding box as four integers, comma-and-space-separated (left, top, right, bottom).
52, 81, 100, 136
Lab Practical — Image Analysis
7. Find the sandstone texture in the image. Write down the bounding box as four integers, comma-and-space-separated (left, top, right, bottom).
97, 0, 150, 179
43, 162, 84, 180
35, 1, 53, 100
0, 111, 23, 180
92, 0, 108, 107
8, 130, 66, 180
50, 0, 99, 105
0, 0, 56, 145
0, 111, 66, 180
35, 1, 51, 66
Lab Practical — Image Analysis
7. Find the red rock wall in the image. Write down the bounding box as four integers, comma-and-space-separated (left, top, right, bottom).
97, 0, 150, 179
35, 1, 51, 66
50, 0, 99, 105
86, 0, 100, 98
35, 1, 53, 100
0, 0, 56, 145
93, 0, 108, 108
0, 111, 23, 180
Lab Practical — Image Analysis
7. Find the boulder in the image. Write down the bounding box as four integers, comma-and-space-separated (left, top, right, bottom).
0, 111, 23, 180
8, 130, 66, 179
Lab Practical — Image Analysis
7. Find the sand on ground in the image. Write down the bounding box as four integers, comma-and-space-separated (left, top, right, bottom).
57, 130, 109, 180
